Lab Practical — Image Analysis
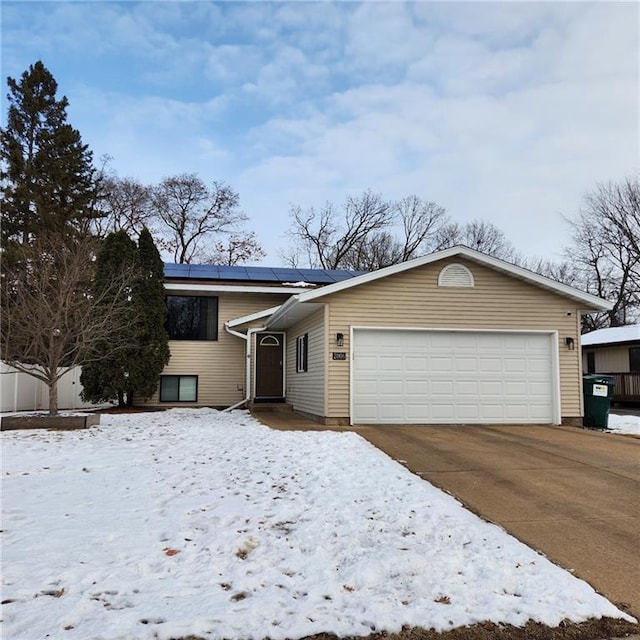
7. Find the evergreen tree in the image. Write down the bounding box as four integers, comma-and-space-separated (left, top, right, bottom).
80, 230, 139, 406
0, 60, 100, 255
80, 228, 169, 406
128, 227, 170, 401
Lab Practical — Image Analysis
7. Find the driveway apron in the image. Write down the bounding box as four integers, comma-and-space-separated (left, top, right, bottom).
260, 414, 640, 618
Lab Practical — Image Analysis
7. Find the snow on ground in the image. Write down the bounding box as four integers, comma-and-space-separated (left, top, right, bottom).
608, 412, 640, 435
2, 409, 634, 640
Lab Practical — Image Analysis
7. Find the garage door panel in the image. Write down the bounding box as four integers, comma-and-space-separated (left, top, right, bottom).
406, 405, 431, 420
504, 357, 527, 373
379, 356, 403, 370
527, 357, 550, 373
432, 404, 456, 420
455, 357, 479, 372
505, 381, 527, 395
352, 329, 555, 424
431, 380, 454, 395
405, 356, 428, 371
405, 380, 429, 395
479, 380, 503, 395
480, 357, 503, 373
381, 380, 403, 395
431, 357, 454, 371
456, 380, 479, 396
457, 404, 480, 420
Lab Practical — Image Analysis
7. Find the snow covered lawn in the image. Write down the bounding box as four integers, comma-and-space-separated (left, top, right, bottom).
608, 412, 640, 436
2, 409, 634, 640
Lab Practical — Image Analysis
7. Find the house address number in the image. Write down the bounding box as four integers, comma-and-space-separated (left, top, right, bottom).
332, 352, 347, 360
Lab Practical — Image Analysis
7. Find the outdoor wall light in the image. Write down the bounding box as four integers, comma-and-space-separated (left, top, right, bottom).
565, 336, 575, 350
336, 332, 344, 347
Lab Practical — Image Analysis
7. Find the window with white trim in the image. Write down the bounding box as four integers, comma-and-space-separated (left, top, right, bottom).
296, 334, 308, 373
160, 375, 198, 402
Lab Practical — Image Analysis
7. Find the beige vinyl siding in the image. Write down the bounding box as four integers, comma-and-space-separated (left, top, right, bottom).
583, 345, 634, 373
139, 292, 289, 407
322, 258, 584, 421
285, 308, 325, 417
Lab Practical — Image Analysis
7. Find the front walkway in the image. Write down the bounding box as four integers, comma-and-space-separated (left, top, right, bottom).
256, 412, 640, 619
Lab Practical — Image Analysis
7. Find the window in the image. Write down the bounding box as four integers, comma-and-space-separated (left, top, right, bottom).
586, 351, 596, 374
630, 348, 640, 373
296, 334, 308, 373
166, 296, 218, 340
160, 375, 198, 402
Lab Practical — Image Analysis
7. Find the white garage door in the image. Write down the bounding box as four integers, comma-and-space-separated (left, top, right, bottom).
352, 329, 556, 424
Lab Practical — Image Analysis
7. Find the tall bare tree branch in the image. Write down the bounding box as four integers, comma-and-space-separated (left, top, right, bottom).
150, 173, 249, 264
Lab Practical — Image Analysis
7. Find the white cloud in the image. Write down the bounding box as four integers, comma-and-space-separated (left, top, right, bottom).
2, 1, 637, 265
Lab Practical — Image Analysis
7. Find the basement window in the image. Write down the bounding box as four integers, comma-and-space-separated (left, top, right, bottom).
160, 375, 198, 402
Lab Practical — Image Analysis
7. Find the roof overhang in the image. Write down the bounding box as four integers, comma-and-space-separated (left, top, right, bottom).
276, 246, 613, 312
581, 325, 640, 347
164, 283, 307, 295
266, 300, 325, 330
226, 306, 282, 329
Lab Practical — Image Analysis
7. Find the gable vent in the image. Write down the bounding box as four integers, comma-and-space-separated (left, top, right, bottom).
438, 263, 475, 288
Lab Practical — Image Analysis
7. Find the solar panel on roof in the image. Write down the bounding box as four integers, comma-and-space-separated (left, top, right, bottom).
164, 262, 365, 283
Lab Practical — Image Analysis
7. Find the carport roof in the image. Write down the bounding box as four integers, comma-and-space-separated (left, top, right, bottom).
265, 245, 613, 329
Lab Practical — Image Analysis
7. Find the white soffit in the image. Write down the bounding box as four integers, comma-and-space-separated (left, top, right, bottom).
164, 283, 305, 295
227, 306, 283, 328
267, 302, 324, 330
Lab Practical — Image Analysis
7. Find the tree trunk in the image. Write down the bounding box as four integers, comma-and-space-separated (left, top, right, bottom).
48, 382, 58, 416
117, 390, 125, 407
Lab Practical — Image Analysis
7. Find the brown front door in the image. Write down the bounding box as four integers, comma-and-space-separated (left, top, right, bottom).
255, 333, 284, 399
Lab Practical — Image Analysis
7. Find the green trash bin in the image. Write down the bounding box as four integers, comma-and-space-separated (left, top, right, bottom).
582, 374, 616, 429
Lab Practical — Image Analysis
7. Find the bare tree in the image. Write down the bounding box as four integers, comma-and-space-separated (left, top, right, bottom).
518, 256, 580, 287
92, 174, 152, 238
434, 219, 516, 260
1, 233, 136, 414
340, 196, 447, 270
149, 173, 259, 264
284, 191, 447, 270
564, 176, 640, 331
208, 231, 266, 265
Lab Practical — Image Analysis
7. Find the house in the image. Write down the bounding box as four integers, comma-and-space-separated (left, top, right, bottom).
582, 325, 640, 403
142, 246, 612, 426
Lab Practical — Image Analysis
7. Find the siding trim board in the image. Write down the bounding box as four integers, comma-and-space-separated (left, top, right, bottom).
349, 326, 561, 426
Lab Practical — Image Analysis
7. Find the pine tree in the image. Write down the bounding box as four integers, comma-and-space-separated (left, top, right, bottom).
128, 227, 170, 402
80, 230, 139, 406
0, 60, 100, 254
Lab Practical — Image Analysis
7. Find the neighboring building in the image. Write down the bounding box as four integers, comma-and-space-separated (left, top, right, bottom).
0, 363, 95, 413
582, 325, 640, 403
145, 245, 613, 426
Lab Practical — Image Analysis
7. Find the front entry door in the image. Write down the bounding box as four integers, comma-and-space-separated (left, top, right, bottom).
255, 333, 284, 399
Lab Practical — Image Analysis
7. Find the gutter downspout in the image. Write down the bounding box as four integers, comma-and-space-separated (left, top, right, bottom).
223, 323, 266, 412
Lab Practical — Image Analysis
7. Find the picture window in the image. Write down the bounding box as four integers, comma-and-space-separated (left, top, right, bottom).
165, 296, 218, 341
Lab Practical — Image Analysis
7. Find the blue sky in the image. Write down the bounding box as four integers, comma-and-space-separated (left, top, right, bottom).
2, 1, 638, 264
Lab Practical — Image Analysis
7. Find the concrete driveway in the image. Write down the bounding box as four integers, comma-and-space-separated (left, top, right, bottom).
260, 413, 640, 618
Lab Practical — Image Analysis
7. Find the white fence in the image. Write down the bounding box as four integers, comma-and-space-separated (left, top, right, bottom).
0, 362, 96, 413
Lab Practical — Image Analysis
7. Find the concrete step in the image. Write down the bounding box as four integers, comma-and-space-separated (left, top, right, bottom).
249, 401, 293, 413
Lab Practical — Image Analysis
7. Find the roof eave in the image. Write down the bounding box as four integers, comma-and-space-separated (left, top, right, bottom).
293, 245, 614, 311
226, 305, 283, 329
